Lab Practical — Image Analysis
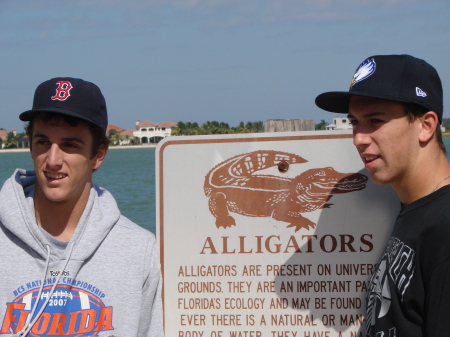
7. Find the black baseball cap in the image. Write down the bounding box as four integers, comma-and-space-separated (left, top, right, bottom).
315, 54, 443, 122
20, 77, 108, 133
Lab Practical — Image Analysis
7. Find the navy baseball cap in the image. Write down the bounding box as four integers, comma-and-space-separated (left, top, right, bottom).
20, 77, 108, 133
315, 54, 443, 121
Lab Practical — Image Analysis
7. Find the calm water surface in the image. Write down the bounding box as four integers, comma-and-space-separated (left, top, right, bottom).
3, 138, 450, 235
0, 147, 156, 234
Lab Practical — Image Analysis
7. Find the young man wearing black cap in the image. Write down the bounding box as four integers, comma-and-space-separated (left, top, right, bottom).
316, 55, 448, 337
0, 78, 163, 336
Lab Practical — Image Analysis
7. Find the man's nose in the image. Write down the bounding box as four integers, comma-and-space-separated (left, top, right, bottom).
46, 144, 63, 167
352, 126, 371, 147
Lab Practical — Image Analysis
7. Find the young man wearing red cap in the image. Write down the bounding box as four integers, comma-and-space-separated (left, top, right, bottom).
0, 78, 163, 336
316, 55, 448, 337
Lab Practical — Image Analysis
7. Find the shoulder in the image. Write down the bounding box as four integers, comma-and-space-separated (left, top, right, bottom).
421, 188, 450, 229
410, 188, 450, 278
113, 215, 156, 242
100, 216, 159, 270
401, 186, 450, 225
418, 188, 450, 237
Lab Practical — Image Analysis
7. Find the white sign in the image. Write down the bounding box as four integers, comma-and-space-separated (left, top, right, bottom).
156, 131, 399, 337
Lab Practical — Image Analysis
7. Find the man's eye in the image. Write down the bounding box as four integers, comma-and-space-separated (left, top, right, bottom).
349, 120, 358, 125
371, 119, 384, 124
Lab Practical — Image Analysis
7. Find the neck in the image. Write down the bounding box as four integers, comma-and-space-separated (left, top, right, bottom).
393, 151, 450, 204
34, 184, 91, 241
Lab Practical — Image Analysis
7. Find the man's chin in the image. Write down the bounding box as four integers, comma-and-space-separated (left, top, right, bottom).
39, 189, 68, 204
367, 172, 391, 186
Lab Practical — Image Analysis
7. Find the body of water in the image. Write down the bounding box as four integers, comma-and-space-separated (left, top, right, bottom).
0, 147, 156, 233
3, 138, 450, 235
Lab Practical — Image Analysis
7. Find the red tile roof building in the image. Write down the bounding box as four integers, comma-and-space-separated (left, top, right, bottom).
105, 119, 177, 145
133, 120, 177, 144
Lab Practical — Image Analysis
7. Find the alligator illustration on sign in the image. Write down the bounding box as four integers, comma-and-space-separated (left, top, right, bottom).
204, 150, 368, 232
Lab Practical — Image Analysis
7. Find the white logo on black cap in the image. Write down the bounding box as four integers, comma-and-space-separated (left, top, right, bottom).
416, 87, 427, 97
350, 58, 376, 89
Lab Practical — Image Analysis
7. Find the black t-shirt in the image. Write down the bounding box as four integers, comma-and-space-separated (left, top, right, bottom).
365, 185, 450, 337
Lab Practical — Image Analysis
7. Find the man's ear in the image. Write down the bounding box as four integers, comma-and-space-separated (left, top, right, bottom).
92, 144, 108, 170
418, 111, 439, 143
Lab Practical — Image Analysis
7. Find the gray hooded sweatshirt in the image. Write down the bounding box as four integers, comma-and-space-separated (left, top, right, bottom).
0, 169, 164, 337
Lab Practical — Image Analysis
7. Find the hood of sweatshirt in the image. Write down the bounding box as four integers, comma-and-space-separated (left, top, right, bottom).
0, 168, 121, 336
0, 169, 120, 263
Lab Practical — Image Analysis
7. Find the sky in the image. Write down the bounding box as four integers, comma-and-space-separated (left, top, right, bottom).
0, 0, 449, 132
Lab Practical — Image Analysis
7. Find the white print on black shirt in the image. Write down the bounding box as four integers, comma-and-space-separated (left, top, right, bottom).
365, 237, 415, 337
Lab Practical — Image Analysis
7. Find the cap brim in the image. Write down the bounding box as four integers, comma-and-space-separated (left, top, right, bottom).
19, 108, 105, 131
315, 92, 353, 114
315, 91, 414, 114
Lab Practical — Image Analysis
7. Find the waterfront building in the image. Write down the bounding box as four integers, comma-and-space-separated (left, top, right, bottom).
107, 125, 125, 133
0, 128, 27, 148
133, 120, 177, 144
0, 129, 7, 149
107, 125, 139, 146
264, 119, 314, 132
325, 117, 352, 131
17, 135, 29, 148
106, 120, 177, 145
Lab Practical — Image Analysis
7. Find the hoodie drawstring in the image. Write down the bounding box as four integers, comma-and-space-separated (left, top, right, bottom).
16, 242, 75, 337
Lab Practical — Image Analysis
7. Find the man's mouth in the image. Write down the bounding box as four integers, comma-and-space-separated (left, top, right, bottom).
363, 155, 380, 163
45, 172, 67, 180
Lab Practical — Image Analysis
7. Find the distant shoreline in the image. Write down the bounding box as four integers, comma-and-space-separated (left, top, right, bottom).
109, 144, 157, 150
0, 144, 157, 154
2, 132, 450, 154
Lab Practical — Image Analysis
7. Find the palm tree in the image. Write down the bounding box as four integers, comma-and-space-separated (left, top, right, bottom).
315, 119, 328, 130
112, 132, 121, 145
235, 121, 249, 133
5, 132, 16, 148
108, 129, 117, 138
252, 121, 264, 132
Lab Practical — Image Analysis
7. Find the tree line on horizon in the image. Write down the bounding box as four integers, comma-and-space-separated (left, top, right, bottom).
171, 121, 264, 135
